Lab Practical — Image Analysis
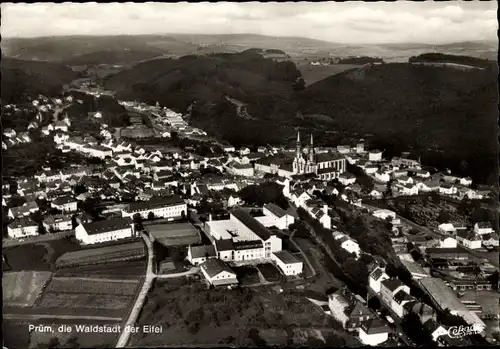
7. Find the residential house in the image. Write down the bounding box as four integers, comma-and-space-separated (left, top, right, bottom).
396, 176, 413, 185
226, 161, 254, 177
43, 214, 73, 232
439, 183, 458, 195
459, 177, 473, 186
482, 233, 499, 248
187, 245, 216, 266
51, 195, 78, 213
8, 202, 39, 219
368, 266, 390, 294
474, 222, 493, 235
75, 218, 134, 245
200, 258, 238, 286
398, 183, 419, 196
7, 218, 39, 238
391, 289, 415, 318
338, 172, 356, 186
272, 250, 303, 276
379, 278, 410, 307
333, 232, 360, 258
358, 319, 391, 346
372, 209, 397, 221
261, 203, 295, 230
439, 236, 458, 248
239, 147, 251, 156
328, 287, 376, 332
374, 170, 390, 183
368, 150, 383, 162
438, 223, 456, 235
456, 231, 482, 249
227, 195, 242, 208
369, 189, 383, 199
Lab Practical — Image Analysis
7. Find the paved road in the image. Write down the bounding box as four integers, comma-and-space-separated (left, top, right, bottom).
3, 314, 122, 321
115, 232, 155, 348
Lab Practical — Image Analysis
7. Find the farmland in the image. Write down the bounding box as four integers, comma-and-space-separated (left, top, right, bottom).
56, 241, 146, 268
294, 62, 362, 86
3, 271, 53, 307
56, 260, 146, 279
3, 237, 82, 271
130, 278, 358, 347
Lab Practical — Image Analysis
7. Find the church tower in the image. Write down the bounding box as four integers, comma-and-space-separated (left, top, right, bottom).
296, 131, 302, 159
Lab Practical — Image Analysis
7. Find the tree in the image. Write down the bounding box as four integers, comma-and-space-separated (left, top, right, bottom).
487, 270, 499, 290
430, 191, 440, 204
147, 211, 155, 220
64, 335, 80, 349
36, 337, 62, 349
401, 313, 434, 345
438, 210, 451, 223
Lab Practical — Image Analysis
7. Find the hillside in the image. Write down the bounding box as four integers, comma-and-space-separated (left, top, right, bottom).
1, 58, 79, 104
104, 52, 498, 183
298, 63, 498, 183
60, 49, 165, 66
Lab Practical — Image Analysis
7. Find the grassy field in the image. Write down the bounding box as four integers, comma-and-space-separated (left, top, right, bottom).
294, 62, 362, 86
293, 238, 343, 294
130, 278, 355, 347
55, 260, 146, 279
38, 277, 140, 311
3, 238, 82, 272
3, 271, 53, 307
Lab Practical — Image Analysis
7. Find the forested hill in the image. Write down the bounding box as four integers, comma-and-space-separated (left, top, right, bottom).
409, 53, 496, 69
1, 58, 79, 104
104, 53, 498, 183
299, 63, 498, 183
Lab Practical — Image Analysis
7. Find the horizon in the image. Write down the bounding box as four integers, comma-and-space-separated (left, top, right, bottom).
2, 32, 498, 47
1, 2, 496, 44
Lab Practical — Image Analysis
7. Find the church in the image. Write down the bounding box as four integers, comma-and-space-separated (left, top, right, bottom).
292, 132, 346, 181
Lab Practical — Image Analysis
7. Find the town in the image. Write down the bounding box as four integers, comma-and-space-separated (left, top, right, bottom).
2, 78, 499, 348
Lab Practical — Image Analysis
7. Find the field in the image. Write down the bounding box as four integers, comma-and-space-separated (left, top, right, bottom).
3, 238, 82, 271
130, 278, 357, 347
145, 222, 201, 247
55, 260, 147, 279
3, 271, 53, 307
293, 238, 343, 294
37, 276, 140, 315
56, 241, 146, 268
233, 266, 261, 285
294, 62, 362, 86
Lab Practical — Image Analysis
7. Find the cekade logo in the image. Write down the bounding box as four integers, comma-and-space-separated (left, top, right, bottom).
447, 324, 484, 338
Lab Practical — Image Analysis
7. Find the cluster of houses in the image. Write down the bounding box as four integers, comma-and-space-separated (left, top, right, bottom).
437, 221, 498, 250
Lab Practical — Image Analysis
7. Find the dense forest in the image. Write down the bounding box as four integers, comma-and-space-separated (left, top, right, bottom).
338, 56, 384, 64
409, 53, 496, 69
1, 58, 79, 104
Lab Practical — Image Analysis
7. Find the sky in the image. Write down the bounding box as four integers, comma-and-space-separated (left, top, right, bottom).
1, 1, 497, 44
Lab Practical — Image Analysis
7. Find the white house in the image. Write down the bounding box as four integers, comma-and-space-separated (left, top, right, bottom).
75, 218, 134, 245
474, 222, 493, 235
7, 218, 39, 239
439, 184, 458, 195
43, 214, 73, 232
368, 150, 383, 162
482, 233, 499, 248
358, 319, 391, 346
227, 195, 242, 208
187, 245, 216, 266
272, 250, 303, 276
262, 203, 295, 230
200, 258, 238, 286
391, 289, 415, 318
456, 231, 482, 250
226, 161, 254, 177
368, 267, 390, 294
51, 195, 78, 213
333, 232, 360, 258
292, 190, 312, 208
374, 171, 390, 183
459, 177, 473, 186
380, 278, 410, 308
398, 183, 419, 196
338, 172, 357, 186
369, 189, 384, 199
439, 236, 458, 248
438, 223, 456, 235
121, 195, 187, 220
239, 147, 251, 156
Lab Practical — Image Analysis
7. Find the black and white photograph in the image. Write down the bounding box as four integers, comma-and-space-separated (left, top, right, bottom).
1, 1, 498, 348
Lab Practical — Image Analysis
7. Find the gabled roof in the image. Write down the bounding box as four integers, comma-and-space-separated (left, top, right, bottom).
360, 319, 391, 335
8, 218, 38, 229
393, 289, 414, 304
476, 221, 492, 229
200, 258, 235, 278
52, 195, 76, 205
230, 208, 272, 241
189, 245, 216, 259
381, 278, 405, 292
81, 217, 132, 235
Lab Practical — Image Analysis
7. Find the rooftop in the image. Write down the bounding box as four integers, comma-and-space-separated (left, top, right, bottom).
189, 245, 216, 259
230, 208, 272, 241
81, 217, 132, 235
263, 203, 288, 218
273, 250, 301, 265
201, 258, 235, 278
